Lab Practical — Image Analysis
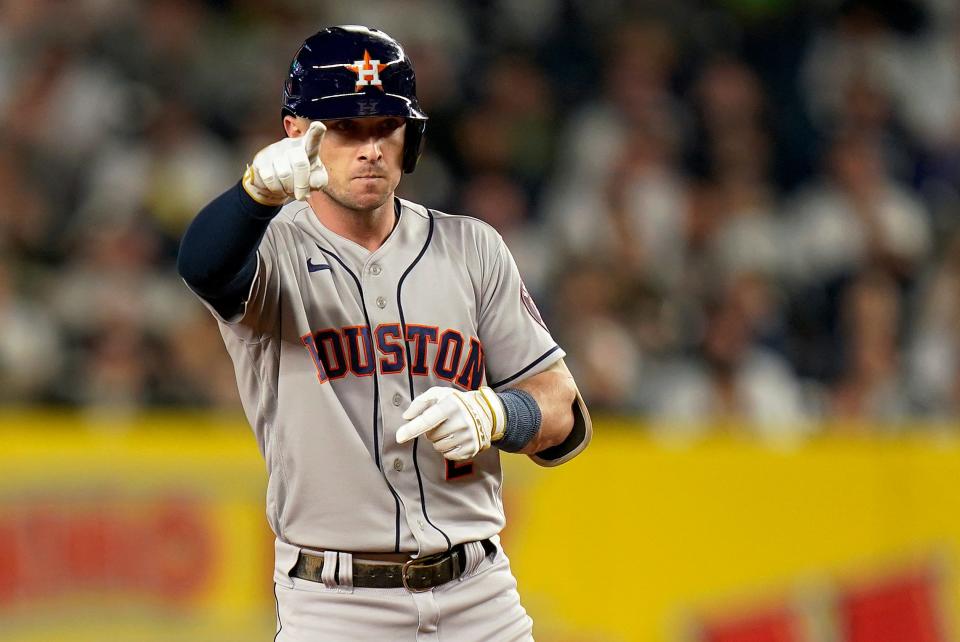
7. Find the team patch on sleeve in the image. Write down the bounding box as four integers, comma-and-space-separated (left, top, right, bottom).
520, 280, 547, 330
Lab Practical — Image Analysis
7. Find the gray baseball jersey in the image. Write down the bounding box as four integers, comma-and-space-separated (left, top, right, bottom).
196, 197, 570, 579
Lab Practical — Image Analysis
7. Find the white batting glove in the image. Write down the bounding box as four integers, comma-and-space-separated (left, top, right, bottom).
396, 387, 506, 461
242, 121, 328, 206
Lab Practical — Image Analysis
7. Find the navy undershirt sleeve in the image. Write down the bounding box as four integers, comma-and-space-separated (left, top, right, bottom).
177, 181, 281, 318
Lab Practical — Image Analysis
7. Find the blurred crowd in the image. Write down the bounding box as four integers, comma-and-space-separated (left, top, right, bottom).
1, 0, 959, 437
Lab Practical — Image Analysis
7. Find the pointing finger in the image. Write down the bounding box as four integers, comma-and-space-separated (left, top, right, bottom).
304, 121, 326, 161
272, 151, 295, 197
401, 397, 433, 422
425, 420, 459, 441
396, 404, 448, 444
401, 387, 450, 420
291, 145, 311, 201
395, 417, 432, 444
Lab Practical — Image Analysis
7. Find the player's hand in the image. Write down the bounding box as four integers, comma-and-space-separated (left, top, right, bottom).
242, 121, 328, 206
396, 386, 506, 461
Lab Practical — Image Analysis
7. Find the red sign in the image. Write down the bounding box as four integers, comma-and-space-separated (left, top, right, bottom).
0, 497, 215, 607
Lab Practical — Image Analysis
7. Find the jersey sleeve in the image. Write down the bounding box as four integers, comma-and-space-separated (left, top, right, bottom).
194, 225, 282, 342
479, 237, 565, 389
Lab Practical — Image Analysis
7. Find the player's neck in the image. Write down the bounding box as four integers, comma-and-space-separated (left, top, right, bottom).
308, 192, 397, 252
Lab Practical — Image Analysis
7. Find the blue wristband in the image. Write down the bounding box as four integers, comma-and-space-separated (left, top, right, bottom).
495, 389, 542, 452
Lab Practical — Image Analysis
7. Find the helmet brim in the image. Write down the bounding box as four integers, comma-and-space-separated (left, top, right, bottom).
291, 92, 427, 122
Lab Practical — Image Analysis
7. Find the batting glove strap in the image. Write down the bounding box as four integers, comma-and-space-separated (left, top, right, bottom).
242, 165, 287, 207
494, 389, 542, 453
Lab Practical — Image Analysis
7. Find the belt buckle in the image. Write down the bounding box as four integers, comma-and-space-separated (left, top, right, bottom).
401, 557, 432, 593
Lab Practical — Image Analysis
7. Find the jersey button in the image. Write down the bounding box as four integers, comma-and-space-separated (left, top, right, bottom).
393, 458, 403, 472
370, 264, 382, 276
376, 296, 387, 308
392, 393, 402, 406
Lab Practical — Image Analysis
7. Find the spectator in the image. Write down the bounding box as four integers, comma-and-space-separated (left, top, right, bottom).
458, 172, 552, 296
552, 260, 644, 414
783, 130, 931, 288
646, 279, 808, 440
829, 268, 911, 425
161, 310, 241, 409
907, 231, 960, 418
0, 257, 63, 403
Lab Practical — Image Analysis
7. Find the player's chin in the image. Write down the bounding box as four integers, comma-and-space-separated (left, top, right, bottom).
349, 184, 392, 209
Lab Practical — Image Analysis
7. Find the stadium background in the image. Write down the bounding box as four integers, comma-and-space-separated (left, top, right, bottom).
2, 0, 960, 639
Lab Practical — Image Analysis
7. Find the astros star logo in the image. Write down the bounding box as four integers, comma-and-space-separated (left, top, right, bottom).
347, 50, 387, 91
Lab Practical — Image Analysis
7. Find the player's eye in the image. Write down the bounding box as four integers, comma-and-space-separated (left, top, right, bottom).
379, 119, 401, 134
333, 120, 356, 132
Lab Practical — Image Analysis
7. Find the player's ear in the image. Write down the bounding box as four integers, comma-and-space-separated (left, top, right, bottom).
283, 115, 308, 138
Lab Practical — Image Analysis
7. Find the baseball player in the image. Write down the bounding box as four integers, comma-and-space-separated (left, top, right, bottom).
177, 25, 591, 641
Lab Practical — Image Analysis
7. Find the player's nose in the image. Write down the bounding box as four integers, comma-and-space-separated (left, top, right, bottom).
358, 136, 384, 163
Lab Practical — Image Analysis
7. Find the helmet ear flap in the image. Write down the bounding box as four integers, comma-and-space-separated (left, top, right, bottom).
403, 120, 426, 173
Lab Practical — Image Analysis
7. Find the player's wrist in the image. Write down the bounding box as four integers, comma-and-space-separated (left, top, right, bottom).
493, 388, 542, 452
242, 165, 288, 207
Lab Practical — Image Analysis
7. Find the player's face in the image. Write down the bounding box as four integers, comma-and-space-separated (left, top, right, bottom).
318, 116, 406, 212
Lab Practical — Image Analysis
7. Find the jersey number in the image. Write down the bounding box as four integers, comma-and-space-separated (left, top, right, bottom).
445, 459, 474, 480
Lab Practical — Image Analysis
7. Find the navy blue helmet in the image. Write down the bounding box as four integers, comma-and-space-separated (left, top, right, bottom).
282, 25, 427, 173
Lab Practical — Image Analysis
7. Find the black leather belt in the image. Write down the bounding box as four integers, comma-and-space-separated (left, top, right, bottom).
291, 539, 496, 592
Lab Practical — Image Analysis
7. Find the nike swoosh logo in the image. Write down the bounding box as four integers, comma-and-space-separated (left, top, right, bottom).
307, 258, 332, 273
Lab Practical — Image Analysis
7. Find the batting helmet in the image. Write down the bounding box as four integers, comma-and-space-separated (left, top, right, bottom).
282, 25, 427, 173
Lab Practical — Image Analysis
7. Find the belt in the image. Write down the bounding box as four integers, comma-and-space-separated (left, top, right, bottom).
291, 539, 496, 592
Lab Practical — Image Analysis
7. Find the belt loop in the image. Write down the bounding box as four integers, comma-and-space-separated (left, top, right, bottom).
336, 552, 354, 593
451, 548, 461, 580
461, 541, 484, 578
321, 551, 338, 589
